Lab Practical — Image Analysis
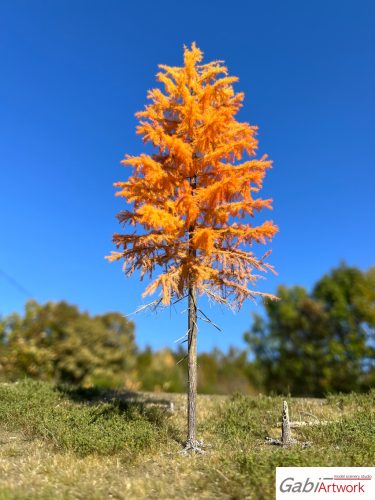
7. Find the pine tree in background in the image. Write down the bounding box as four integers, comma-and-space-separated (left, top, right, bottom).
108, 43, 277, 451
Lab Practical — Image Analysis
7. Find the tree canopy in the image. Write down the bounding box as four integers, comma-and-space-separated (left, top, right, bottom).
0, 300, 136, 388
245, 264, 375, 396
107, 43, 277, 308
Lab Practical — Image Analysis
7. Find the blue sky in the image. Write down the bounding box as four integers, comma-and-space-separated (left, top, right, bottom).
1, 0, 374, 352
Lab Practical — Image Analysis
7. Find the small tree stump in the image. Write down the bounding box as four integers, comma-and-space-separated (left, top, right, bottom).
265, 400, 310, 448
281, 401, 296, 445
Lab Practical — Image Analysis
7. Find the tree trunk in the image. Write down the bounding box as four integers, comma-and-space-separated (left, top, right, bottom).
186, 171, 198, 448
187, 285, 197, 445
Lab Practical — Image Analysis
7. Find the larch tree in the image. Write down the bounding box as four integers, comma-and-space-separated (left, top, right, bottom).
107, 43, 278, 452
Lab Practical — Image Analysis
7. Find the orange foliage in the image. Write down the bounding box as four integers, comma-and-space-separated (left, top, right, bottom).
108, 43, 278, 307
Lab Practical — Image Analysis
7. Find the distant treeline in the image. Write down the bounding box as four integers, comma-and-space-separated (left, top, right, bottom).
1, 264, 374, 397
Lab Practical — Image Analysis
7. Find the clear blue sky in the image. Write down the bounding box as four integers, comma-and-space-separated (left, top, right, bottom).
1, 0, 374, 352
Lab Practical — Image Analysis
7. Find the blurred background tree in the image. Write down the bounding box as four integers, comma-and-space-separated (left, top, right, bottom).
136, 347, 186, 393
135, 347, 258, 394
197, 348, 257, 395
0, 300, 137, 388
1, 264, 374, 396
245, 264, 375, 396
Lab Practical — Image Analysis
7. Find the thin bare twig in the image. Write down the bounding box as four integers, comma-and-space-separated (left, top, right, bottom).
173, 329, 190, 344
176, 354, 188, 365
172, 295, 188, 306
300, 411, 320, 422
198, 308, 222, 331
125, 298, 163, 317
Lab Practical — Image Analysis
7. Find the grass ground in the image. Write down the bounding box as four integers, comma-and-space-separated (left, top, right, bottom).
0, 380, 373, 499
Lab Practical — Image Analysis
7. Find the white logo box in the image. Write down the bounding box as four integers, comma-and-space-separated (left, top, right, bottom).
276, 467, 375, 499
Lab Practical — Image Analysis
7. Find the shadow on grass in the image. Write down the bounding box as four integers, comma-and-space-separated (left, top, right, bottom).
57, 384, 174, 409
56, 384, 185, 445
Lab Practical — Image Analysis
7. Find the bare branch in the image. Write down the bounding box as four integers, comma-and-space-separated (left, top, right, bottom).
176, 354, 188, 365
125, 298, 163, 317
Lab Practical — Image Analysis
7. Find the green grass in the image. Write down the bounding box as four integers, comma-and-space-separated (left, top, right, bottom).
0, 380, 373, 499
0, 380, 170, 460
212, 392, 375, 498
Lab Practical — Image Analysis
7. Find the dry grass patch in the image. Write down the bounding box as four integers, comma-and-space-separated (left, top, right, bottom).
0, 381, 373, 499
